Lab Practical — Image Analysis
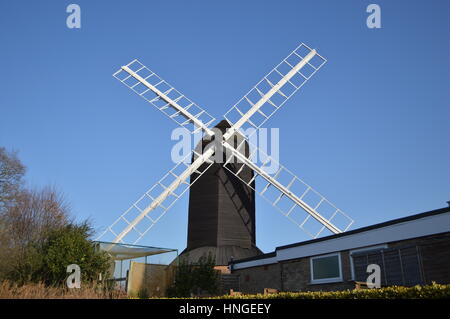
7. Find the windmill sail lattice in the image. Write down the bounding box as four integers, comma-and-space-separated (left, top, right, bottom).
113, 59, 216, 135
222, 139, 353, 238
97, 150, 214, 244
97, 43, 353, 244
223, 43, 326, 134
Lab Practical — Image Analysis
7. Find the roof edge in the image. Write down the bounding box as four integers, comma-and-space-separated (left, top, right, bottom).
277, 204, 450, 251
230, 203, 450, 265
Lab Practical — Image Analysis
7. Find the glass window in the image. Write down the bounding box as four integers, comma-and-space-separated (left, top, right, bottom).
311, 254, 341, 282
351, 246, 423, 286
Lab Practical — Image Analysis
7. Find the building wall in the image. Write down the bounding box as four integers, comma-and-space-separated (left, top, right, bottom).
235, 263, 281, 294
387, 232, 450, 285
231, 232, 450, 293
232, 252, 354, 294
419, 234, 450, 284
127, 262, 174, 297
281, 251, 354, 292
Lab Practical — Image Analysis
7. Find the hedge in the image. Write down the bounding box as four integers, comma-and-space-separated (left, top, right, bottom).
213, 282, 450, 299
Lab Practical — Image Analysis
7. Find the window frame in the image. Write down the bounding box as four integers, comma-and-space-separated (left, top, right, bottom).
309, 252, 343, 284
349, 244, 388, 281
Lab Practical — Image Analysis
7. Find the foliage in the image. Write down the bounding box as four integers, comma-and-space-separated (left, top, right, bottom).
1, 188, 71, 284
166, 256, 193, 297
212, 282, 450, 299
167, 253, 220, 297
38, 222, 112, 286
0, 146, 111, 287
3, 220, 111, 286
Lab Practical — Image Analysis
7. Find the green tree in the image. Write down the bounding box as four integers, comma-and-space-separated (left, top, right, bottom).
0, 146, 111, 286
38, 221, 111, 286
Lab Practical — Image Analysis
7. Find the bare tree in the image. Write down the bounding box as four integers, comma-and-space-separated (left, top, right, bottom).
0, 187, 70, 282
0, 147, 26, 213
3, 187, 69, 246
0, 148, 71, 281
0, 147, 110, 286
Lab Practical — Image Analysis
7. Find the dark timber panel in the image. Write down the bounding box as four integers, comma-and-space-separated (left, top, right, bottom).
183, 120, 261, 265
186, 163, 220, 249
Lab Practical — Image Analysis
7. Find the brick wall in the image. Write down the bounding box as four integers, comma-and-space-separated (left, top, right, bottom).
281, 251, 354, 292
234, 263, 281, 294
233, 252, 354, 293
231, 232, 450, 293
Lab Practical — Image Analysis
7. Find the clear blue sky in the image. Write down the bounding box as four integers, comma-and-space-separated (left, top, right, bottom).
1, 1, 449, 254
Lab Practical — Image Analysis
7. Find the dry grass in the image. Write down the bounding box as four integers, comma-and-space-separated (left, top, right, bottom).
0, 281, 127, 299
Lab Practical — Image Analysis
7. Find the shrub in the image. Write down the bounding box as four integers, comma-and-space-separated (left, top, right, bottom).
214, 282, 450, 299
38, 221, 111, 286
167, 253, 220, 297
1, 188, 69, 283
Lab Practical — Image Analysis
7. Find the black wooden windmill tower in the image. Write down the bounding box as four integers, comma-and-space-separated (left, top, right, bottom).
184, 120, 261, 265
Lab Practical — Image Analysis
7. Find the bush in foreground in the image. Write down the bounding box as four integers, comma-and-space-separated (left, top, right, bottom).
213, 282, 450, 299
39, 222, 111, 285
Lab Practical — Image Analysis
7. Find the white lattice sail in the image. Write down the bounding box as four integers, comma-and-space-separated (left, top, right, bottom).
113, 59, 216, 135
223, 43, 326, 133
97, 149, 214, 244
222, 138, 353, 238
100, 42, 353, 245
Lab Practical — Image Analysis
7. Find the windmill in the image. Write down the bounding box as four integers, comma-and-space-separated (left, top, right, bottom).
97, 43, 354, 258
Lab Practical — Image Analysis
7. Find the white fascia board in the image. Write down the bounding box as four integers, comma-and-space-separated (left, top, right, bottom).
232, 212, 450, 270
276, 212, 450, 262
232, 256, 278, 270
